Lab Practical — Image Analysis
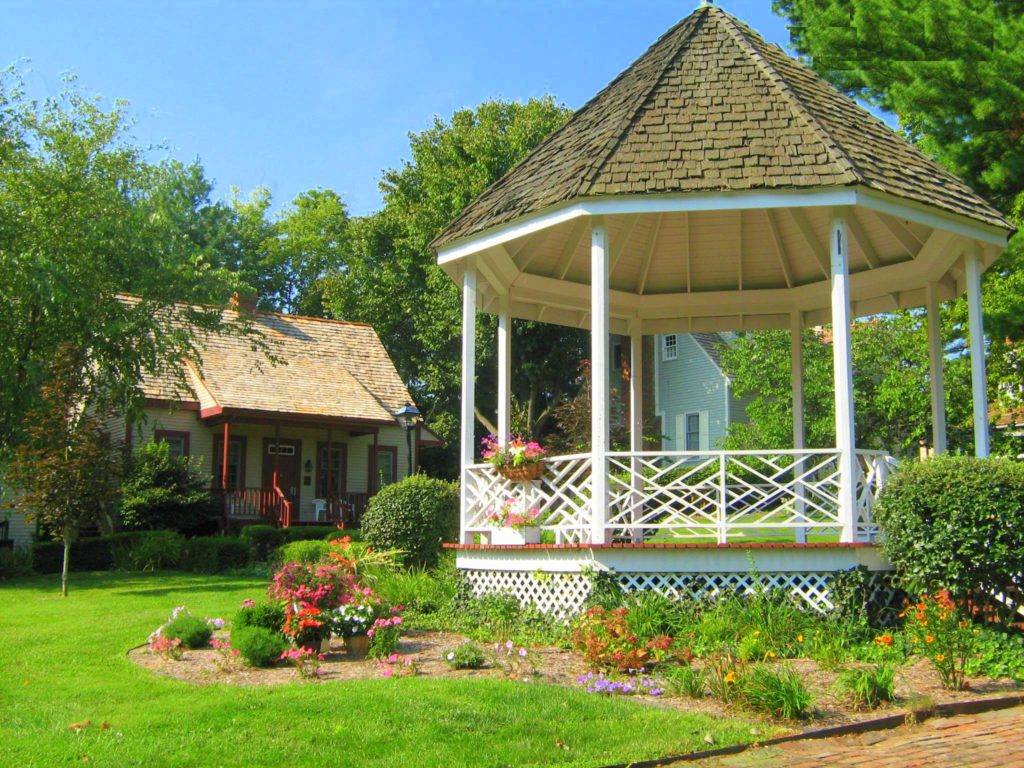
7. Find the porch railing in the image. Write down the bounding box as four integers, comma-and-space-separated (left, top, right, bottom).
462, 449, 897, 545
215, 488, 372, 529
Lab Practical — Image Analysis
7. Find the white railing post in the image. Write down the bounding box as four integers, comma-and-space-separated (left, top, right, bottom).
966, 244, 990, 458
497, 294, 512, 448
460, 262, 477, 544
590, 219, 610, 544
629, 323, 644, 543
718, 452, 728, 544
830, 212, 858, 543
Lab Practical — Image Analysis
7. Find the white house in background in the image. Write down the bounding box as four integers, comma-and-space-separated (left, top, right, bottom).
4, 300, 441, 547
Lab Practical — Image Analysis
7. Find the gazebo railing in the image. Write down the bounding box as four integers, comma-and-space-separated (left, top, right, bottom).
462, 449, 896, 545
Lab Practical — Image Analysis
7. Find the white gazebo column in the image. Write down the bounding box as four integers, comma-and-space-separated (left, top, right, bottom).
629, 322, 644, 543
460, 262, 477, 543
925, 282, 947, 454
497, 294, 512, 446
965, 244, 990, 458
590, 218, 610, 545
791, 310, 807, 544
829, 213, 858, 543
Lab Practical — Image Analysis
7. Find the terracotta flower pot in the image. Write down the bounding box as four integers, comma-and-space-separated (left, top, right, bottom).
496, 461, 544, 482
345, 633, 371, 658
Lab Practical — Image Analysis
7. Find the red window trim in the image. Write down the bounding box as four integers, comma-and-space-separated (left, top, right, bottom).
155, 429, 191, 457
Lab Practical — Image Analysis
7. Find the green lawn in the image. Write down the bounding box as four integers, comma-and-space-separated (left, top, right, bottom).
0, 572, 764, 768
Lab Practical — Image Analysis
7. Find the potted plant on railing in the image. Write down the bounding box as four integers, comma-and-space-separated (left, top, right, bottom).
487, 498, 545, 545
482, 434, 546, 482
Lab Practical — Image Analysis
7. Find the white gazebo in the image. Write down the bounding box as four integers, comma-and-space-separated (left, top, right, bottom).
433, 5, 1014, 614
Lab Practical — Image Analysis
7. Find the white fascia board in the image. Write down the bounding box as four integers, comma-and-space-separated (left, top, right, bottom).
853, 189, 1011, 248
437, 203, 589, 264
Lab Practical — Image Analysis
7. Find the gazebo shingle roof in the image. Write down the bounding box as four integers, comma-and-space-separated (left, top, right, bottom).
434, 5, 1008, 249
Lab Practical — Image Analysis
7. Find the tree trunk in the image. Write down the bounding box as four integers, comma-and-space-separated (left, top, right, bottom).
61, 536, 71, 597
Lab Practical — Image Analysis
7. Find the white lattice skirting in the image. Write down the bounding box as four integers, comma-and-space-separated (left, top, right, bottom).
461, 568, 899, 620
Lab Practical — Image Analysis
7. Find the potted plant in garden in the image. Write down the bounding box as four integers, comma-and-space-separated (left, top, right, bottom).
328, 602, 375, 658
481, 434, 546, 482
487, 497, 545, 545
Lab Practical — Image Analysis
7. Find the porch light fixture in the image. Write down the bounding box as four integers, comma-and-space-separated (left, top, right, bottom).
304, 459, 313, 474
395, 403, 420, 476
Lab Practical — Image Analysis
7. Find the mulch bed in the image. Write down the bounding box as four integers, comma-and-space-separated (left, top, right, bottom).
129, 630, 1024, 732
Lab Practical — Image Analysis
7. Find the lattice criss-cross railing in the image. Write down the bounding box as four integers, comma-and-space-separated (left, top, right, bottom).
464, 454, 593, 543
464, 449, 895, 544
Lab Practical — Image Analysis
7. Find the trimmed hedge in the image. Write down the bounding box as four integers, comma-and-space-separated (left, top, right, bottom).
361, 474, 458, 567
180, 537, 250, 573
282, 526, 341, 543
876, 455, 1024, 623
239, 525, 286, 561
277, 539, 331, 565
32, 532, 143, 574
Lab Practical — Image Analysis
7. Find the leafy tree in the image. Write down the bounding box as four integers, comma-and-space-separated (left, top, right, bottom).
4, 351, 122, 595
773, 0, 1024, 443
119, 441, 218, 535
0, 72, 253, 450
322, 97, 583, 474
720, 314, 974, 457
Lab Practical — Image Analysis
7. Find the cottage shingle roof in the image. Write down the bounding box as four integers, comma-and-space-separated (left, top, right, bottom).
139, 304, 411, 424
433, 5, 1009, 249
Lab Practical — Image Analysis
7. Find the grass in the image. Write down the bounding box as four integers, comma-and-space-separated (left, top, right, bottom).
0, 572, 765, 768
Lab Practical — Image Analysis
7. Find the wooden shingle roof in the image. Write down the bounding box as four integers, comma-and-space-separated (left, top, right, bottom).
434, 5, 1009, 249
140, 305, 412, 424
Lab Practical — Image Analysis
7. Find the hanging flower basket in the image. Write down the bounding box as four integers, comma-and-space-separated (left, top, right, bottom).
496, 461, 545, 482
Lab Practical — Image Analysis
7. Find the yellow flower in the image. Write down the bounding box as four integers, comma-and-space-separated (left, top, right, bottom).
911, 636, 919, 644
936, 654, 946, 662
724, 671, 736, 684
925, 635, 935, 644
753, 630, 761, 637
797, 635, 804, 643
765, 651, 776, 659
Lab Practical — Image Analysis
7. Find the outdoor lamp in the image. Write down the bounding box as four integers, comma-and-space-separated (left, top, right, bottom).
395, 403, 420, 476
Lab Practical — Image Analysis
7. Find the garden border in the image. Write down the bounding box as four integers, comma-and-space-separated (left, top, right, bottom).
602, 695, 1024, 768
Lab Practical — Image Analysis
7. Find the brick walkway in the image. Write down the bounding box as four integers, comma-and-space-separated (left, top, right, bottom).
685, 705, 1024, 768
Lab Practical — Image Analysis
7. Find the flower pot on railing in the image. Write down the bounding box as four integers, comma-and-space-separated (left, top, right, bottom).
495, 461, 545, 483
491, 526, 542, 545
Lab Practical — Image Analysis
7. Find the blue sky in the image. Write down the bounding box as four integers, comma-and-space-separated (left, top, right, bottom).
4, 1, 792, 216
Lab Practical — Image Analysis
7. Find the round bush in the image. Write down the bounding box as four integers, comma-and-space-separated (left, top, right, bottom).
164, 614, 213, 648
277, 539, 331, 565
119, 442, 218, 535
876, 455, 1024, 621
111, 530, 185, 571
232, 625, 288, 667
235, 601, 287, 634
361, 474, 458, 568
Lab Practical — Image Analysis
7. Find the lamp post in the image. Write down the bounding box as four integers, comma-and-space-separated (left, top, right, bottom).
395, 404, 420, 477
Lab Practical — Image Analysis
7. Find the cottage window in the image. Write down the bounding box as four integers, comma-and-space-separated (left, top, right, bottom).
154, 430, 190, 458
685, 413, 701, 451
662, 334, 678, 361
371, 446, 398, 493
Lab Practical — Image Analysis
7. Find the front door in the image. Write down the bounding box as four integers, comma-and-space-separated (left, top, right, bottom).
262, 438, 302, 506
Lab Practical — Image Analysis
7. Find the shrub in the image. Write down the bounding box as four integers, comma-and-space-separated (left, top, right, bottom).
235, 600, 287, 634
164, 613, 213, 649
361, 474, 458, 567
0, 547, 34, 579
876, 455, 1024, 624
444, 640, 486, 670
119, 441, 218, 535
835, 664, 896, 710
31, 532, 142, 573
181, 537, 250, 573
373, 565, 456, 615
368, 614, 403, 659
232, 625, 288, 667
239, 525, 286, 562
454, 591, 557, 645
277, 539, 331, 565
110, 530, 184, 571
282, 526, 341, 543
570, 606, 675, 672
737, 664, 813, 719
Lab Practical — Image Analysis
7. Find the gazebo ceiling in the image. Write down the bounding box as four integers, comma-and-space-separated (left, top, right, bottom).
435, 4, 1014, 334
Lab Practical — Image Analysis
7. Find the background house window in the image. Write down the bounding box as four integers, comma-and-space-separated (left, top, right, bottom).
685, 413, 701, 451
370, 446, 398, 493
213, 436, 247, 490
676, 411, 708, 451
317, 443, 347, 497
662, 334, 678, 361
154, 430, 190, 458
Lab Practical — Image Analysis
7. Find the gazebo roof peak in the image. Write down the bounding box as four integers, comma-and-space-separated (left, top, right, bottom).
434, 4, 1009, 251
